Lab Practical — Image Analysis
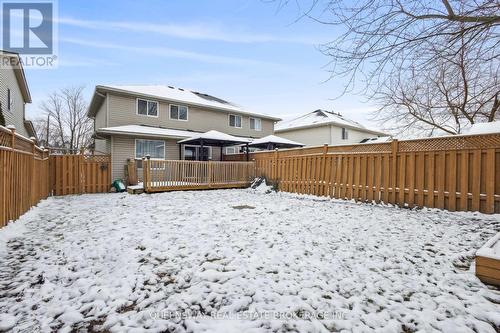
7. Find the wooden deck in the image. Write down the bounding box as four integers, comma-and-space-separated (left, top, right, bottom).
142, 159, 255, 193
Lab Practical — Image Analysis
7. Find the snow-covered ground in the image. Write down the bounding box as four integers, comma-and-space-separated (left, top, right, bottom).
0, 187, 499, 332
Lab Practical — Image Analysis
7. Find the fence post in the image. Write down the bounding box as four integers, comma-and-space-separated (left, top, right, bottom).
321, 143, 328, 195
79, 147, 85, 194
390, 139, 399, 205
273, 148, 278, 182
30, 137, 36, 205
7, 125, 15, 148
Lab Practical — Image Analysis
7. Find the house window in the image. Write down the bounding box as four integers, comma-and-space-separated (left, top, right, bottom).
7, 88, 11, 111
341, 128, 349, 140
229, 114, 242, 128
184, 145, 211, 161
250, 117, 261, 131
225, 147, 237, 155
170, 104, 188, 121
135, 139, 165, 160
137, 99, 158, 117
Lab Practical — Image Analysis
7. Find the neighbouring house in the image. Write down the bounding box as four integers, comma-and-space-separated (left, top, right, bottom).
275, 109, 388, 147
87, 85, 281, 181
0, 51, 36, 138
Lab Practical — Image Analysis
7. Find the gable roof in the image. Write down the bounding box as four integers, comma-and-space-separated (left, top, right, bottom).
275, 109, 386, 135
249, 135, 304, 148
178, 130, 252, 146
87, 84, 281, 121
0, 51, 31, 103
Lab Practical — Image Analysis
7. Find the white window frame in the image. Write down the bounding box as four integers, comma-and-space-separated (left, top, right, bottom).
169, 104, 189, 121
228, 114, 242, 128
136, 98, 159, 118
183, 145, 212, 160
134, 139, 166, 164
225, 147, 237, 155
249, 117, 262, 131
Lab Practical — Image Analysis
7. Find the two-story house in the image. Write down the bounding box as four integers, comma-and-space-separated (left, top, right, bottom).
87, 85, 280, 181
0, 51, 36, 138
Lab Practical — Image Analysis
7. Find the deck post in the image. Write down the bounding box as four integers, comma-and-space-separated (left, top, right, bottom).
208, 160, 212, 188
245, 143, 249, 161
220, 146, 223, 161
200, 139, 204, 161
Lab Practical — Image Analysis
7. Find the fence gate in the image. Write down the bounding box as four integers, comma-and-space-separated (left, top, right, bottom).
50, 154, 111, 196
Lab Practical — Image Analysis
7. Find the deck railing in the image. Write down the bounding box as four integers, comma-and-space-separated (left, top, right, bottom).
142, 159, 256, 192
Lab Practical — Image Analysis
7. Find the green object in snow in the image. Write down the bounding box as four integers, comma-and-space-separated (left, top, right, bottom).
112, 179, 126, 192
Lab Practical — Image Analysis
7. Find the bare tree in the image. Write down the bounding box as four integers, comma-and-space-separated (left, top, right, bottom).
277, 0, 500, 135
375, 34, 499, 135
39, 86, 93, 151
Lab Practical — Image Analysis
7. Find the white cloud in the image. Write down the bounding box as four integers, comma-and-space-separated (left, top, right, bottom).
57, 16, 324, 44
60, 37, 282, 66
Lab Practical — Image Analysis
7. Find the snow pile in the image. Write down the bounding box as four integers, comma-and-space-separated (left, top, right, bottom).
466, 122, 500, 135
0, 191, 499, 332
250, 178, 274, 193
477, 232, 500, 260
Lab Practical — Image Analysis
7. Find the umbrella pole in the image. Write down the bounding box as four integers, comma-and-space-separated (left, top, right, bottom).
246, 143, 249, 161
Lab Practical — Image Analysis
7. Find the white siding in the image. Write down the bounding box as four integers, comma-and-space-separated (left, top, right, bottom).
277, 125, 383, 147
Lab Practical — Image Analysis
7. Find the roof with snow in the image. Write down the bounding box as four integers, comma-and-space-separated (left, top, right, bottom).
88, 85, 281, 121
465, 122, 500, 135
275, 109, 386, 135
178, 130, 252, 146
96, 125, 199, 139
248, 135, 304, 149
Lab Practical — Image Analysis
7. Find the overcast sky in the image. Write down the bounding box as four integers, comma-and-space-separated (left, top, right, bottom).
24, 0, 379, 128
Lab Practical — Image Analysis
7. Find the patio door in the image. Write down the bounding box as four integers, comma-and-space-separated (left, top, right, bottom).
183, 145, 211, 161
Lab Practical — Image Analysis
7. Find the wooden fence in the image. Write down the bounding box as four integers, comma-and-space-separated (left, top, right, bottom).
49, 154, 111, 196
143, 159, 255, 192
226, 133, 500, 214
0, 125, 50, 227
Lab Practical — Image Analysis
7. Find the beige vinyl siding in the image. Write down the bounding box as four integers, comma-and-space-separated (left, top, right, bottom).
102, 92, 273, 138
166, 139, 180, 160
110, 135, 181, 180
94, 100, 107, 129
111, 136, 134, 181
0, 60, 29, 137
94, 138, 110, 153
